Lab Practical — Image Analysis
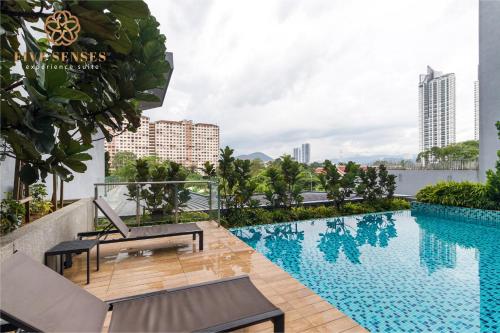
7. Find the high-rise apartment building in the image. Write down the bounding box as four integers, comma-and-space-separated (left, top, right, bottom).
293, 148, 301, 162
104, 116, 152, 160
301, 143, 311, 164
474, 80, 480, 141
292, 143, 311, 164
418, 66, 456, 153
105, 117, 219, 171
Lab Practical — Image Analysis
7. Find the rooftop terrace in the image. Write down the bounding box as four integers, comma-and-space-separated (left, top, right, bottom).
64, 220, 368, 333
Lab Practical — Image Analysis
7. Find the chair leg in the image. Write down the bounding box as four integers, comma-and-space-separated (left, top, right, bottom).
96, 242, 100, 271
272, 314, 285, 333
199, 232, 204, 251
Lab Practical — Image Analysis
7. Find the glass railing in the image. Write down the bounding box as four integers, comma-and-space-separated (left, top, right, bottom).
93, 181, 220, 228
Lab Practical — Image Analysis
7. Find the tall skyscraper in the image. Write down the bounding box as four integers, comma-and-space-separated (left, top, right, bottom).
301, 143, 311, 164
293, 147, 301, 162
418, 66, 456, 153
474, 80, 480, 141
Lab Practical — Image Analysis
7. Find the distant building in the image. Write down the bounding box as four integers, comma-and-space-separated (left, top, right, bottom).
292, 143, 311, 164
301, 143, 311, 164
474, 80, 480, 141
293, 147, 301, 162
105, 116, 152, 159
105, 116, 219, 171
418, 66, 456, 153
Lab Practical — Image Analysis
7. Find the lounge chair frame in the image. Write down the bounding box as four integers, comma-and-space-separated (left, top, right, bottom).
105, 276, 285, 332
0, 260, 284, 333
78, 198, 203, 250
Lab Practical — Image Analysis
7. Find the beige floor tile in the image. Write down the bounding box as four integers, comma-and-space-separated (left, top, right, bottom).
66, 220, 366, 333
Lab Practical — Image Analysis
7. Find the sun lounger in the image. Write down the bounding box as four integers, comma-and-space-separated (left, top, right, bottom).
0, 252, 285, 332
78, 198, 203, 250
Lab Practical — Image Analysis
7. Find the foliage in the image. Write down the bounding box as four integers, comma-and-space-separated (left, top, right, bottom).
218, 146, 237, 209
104, 151, 110, 177
111, 211, 210, 228
264, 155, 303, 208
319, 160, 359, 209
249, 159, 265, 177
126, 158, 191, 218
0, 194, 25, 234
29, 183, 52, 215
217, 146, 259, 210
416, 122, 500, 211
201, 161, 216, 179
264, 166, 287, 208
416, 140, 479, 164
221, 199, 410, 228
377, 164, 396, 199
416, 181, 496, 210
485, 121, 500, 206
233, 159, 259, 208
356, 167, 380, 202
356, 165, 396, 203
112, 151, 137, 169
111, 151, 137, 180
1, 1, 170, 184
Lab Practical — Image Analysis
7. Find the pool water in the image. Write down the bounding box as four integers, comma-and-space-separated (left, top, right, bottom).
231, 211, 500, 332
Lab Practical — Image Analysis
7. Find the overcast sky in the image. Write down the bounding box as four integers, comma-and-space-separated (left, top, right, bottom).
145, 0, 478, 161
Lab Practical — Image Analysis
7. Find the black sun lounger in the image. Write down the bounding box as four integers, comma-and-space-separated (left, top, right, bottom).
0, 253, 285, 332
78, 197, 203, 250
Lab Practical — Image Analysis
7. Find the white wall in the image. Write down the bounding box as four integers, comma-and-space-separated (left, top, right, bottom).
390, 170, 480, 196
479, 0, 500, 182
0, 136, 104, 200
0, 198, 94, 264
49, 138, 105, 200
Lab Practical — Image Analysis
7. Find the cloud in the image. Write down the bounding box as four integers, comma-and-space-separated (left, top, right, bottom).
145, 0, 478, 162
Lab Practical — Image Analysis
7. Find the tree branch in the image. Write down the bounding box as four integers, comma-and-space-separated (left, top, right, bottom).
2, 10, 49, 19
3, 80, 23, 92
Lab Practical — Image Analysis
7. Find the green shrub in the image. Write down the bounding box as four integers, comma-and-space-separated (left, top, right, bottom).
29, 184, 52, 216
416, 181, 496, 210
178, 211, 210, 223
1, 195, 25, 235
384, 198, 411, 210
222, 198, 411, 228
342, 202, 377, 215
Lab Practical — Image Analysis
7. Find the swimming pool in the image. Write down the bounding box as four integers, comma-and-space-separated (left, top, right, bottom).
231, 211, 500, 332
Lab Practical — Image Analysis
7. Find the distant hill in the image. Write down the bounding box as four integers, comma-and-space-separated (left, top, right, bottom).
329, 154, 416, 165
236, 152, 273, 162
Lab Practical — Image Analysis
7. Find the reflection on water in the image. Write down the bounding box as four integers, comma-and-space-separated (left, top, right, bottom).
318, 218, 360, 264
233, 212, 500, 332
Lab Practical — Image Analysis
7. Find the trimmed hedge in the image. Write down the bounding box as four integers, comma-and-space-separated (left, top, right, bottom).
222, 198, 410, 228
416, 181, 498, 210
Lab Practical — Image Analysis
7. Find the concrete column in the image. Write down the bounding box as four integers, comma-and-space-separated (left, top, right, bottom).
479, 0, 500, 182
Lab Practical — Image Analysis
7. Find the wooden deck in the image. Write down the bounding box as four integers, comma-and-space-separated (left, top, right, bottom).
65, 221, 368, 333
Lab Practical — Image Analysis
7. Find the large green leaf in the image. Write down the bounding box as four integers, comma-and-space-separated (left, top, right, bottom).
20, 164, 39, 185
52, 87, 93, 102
104, 30, 132, 54
62, 159, 87, 173
110, 2, 150, 18
30, 117, 56, 154
40, 61, 67, 93
4, 129, 41, 160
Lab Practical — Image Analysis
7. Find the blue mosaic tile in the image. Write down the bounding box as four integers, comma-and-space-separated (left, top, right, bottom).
231, 211, 500, 333
411, 202, 500, 227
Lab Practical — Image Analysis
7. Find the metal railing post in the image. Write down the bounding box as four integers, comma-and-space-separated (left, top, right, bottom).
174, 184, 178, 223
217, 181, 221, 227
136, 184, 141, 226
94, 185, 98, 228
208, 182, 213, 219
